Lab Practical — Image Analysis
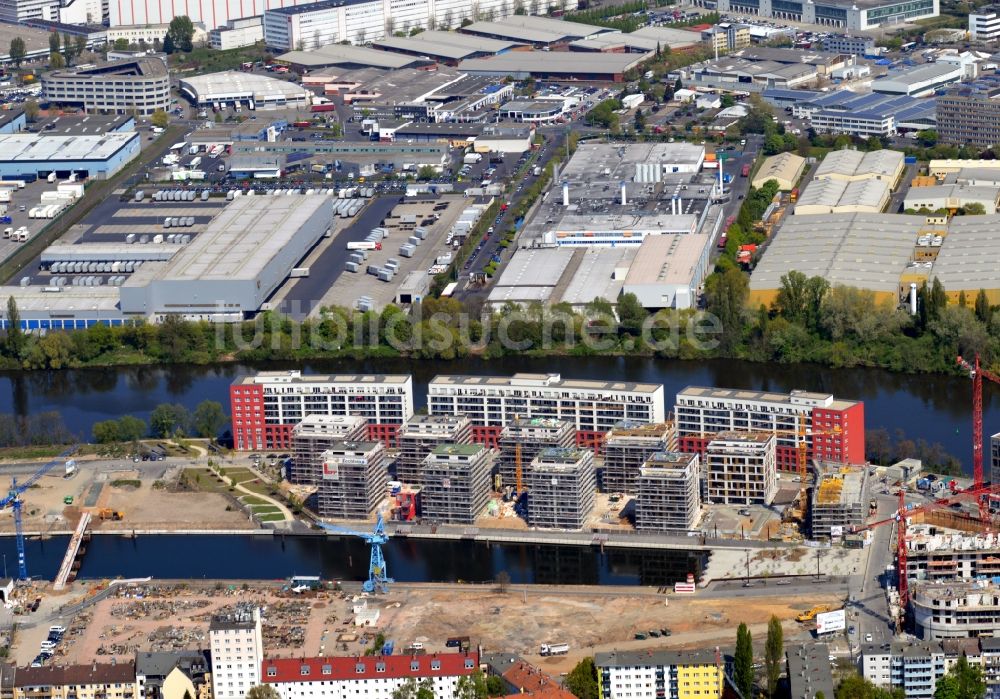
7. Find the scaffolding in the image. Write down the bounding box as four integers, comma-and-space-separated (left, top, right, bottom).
497, 417, 575, 492
397, 415, 473, 485
315, 441, 389, 520
602, 421, 677, 493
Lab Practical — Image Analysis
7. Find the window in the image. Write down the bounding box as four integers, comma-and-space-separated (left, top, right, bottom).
356, 664, 366, 674
431, 660, 441, 671
301, 665, 311, 676
322, 665, 332, 675
376, 663, 386, 673
410, 661, 420, 672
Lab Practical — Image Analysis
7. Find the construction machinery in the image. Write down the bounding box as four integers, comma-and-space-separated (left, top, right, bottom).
796, 604, 833, 622
315, 513, 392, 593
97, 509, 124, 521
956, 354, 997, 522
0, 447, 77, 580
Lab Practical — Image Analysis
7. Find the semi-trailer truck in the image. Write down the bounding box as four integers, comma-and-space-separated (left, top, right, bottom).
540, 643, 569, 656
347, 241, 382, 251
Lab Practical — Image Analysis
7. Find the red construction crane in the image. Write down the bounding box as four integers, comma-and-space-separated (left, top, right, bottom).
956, 354, 1000, 522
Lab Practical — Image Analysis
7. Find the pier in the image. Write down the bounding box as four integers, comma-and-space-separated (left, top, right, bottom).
53, 512, 91, 590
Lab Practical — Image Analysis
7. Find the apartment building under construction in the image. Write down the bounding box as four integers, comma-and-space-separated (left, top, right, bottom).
497, 417, 575, 491
602, 420, 677, 493
527, 447, 596, 530
635, 451, 701, 532
315, 440, 389, 520
291, 414, 368, 484
396, 415, 473, 485
811, 465, 871, 538
420, 443, 494, 524
706, 431, 777, 505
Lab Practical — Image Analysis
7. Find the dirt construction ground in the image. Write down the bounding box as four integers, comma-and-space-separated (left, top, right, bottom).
11, 581, 839, 670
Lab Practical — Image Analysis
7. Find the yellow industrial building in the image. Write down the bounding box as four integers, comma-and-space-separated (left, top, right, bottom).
794, 178, 891, 215
752, 151, 806, 191
814, 148, 905, 187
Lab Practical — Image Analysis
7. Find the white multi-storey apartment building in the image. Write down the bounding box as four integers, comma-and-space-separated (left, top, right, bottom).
209, 608, 263, 699
705, 431, 777, 506
428, 373, 665, 451
263, 653, 479, 699
230, 370, 414, 450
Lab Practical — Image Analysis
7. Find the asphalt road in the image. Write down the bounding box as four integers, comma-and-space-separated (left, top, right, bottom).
850, 493, 898, 651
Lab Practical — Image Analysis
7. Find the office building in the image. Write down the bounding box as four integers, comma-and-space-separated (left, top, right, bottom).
209, 608, 263, 699
262, 652, 480, 699
690, 0, 938, 30
13, 664, 138, 699
396, 415, 472, 484
702, 23, 750, 53
42, 58, 170, 116
602, 421, 677, 493
290, 415, 367, 484
705, 432, 777, 506
971, 6, 1000, 41
861, 641, 946, 699
526, 447, 596, 530
786, 644, 835, 699
497, 417, 575, 492
315, 440, 388, 520
821, 34, 876, 55
674, 386, 865, 471
938, 77, 1000, 149
810, 466, 871, 538
596, 649, 725, 699
230, 371, 414, 451
210, 17, 265, 49
428, 373, 666, 451
420, 444, 493, 524
635, 452, 701, 532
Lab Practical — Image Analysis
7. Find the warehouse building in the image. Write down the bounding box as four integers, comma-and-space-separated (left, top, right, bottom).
278, 44, 426, 70
372, 31, 522, 65
461, 15, 607, 47
315, 440, 389, 520
457, 51, 645, 82
603, 421, 677, 493
685, 56, 818, 90
428, 373, 666, 451
705, 431, 777, 506
814, 148, 905, 185
904, 184, 1000, 214
872, 62, 963, 97
0, 286, 126, 330
290, 414, 368, 484
42, 58, 170, 116
675, 386, 865, 471
420, 444, 493, 524
0, 132, 139, 180
120, 195, 330, 320
794, 177, 891, 215
526, 447, 596, 530
810, 466, 871, 538
752, 152, 806, 191
497, 417, 575, 493
690, 0, 938, 30
621, 234, 713, 310
635, 451, 701, 532
569, 25, 702, 53
179, 71, 310, 110
230, 370, 415, 451
396, 415, 472, 484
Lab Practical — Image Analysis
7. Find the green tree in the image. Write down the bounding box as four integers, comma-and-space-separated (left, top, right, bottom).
150, 403, 190, 438
975, 289, 992, 325
616, 292, 647, 335
92, 420, 122, 444
485, 675, 505, 697
416, 165, 437, 180
721, 93, 735, 108
454, 670, 488, 699
704, 266, 748, 352
634, 108, 645, 131
9, 38, 26, 67
192, 400, 227, 440
49, 31, 61, 55
23, 100, 39, 123
151, 109, 169, 129
934, 653, 985, 699
49, 51, 65, 69
764, 615, 783, 697
565, 658, 599, 699
734, 622, 754, 699
118, 415, 147, 443
836, 673, 905, 699
393, 679, 434, 699
963, 202, 986, 215
245, 687, 281, 699
113, 38, 130, 50
5, 296, 24, 360
75, 34, 87, 59
62, 32, 76, 64
167, 16, 195, 52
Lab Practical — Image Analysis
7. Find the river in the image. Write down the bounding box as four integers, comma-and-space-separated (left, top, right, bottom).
0, 356, 988, 472
0, 534, 705, 586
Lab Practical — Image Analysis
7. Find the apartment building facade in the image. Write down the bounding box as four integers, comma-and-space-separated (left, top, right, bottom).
230, 371, 414, 451
14, 664, 138, 699
596, 649, 725, 699
602, 421, 677, 493
937, 82, 1000, 149
315, 441, 388, 520
705, 432, 777, 505
209, 608, 264, 699
262, 652, 480, 699
911, 580, 1000, 640
420, 444, 493, 524
861, 641, 947, 699
428, 373, 665, 451
526, 448, 596, 530
42, 59, 171, 116
396, 415, 472, 485
635, 452, 701, 532
674, 386, 864, 471
290, 414, 367, 484
497, 417, 575, 492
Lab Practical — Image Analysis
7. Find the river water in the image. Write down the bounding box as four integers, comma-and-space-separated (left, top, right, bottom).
0, 356, 986, 471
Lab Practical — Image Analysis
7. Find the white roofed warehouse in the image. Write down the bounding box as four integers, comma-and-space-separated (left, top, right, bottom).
0, 132, 140, 179
179, 71, 311, 110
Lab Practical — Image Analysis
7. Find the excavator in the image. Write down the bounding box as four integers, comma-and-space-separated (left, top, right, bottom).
96, 508, 124, 521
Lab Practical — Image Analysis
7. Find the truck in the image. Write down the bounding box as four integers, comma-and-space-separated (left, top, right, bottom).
540, 643, 569, 656
290, 267, 310, 278
532, 165, 542, 177
190, 156, 202, 169
347, 241, 382, 251
463, 152, 483, 164
790, 187, 800, 203
741, 164, 750, 177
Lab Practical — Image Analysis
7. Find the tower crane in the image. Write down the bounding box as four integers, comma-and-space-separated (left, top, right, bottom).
0, 446, 77, 580
315, 513, 392, 593
956, 353, 998, 522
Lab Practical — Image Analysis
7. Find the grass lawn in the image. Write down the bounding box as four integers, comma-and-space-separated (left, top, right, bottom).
248, 504, 281, 513
256, 512, 287, 523
240, 479, 279, 497
180, 468, 230, 493
240, 495, 270, 506
222, 468, 257, 483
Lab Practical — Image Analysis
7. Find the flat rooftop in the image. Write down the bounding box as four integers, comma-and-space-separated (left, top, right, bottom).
678, 385, 859, 409
278, 45, 421, 69
179, 71, 309, 101
458, 51, 643, 77
372, 31, 519, 60
623, 234, 711, 287
430, 373, 663, 394
595, 649, 724, 668
0, 285, 120, 313
429, 443, 485, 457
237, 370, 411, 386
0, 132, 137, 163
462, 15, 605, 44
